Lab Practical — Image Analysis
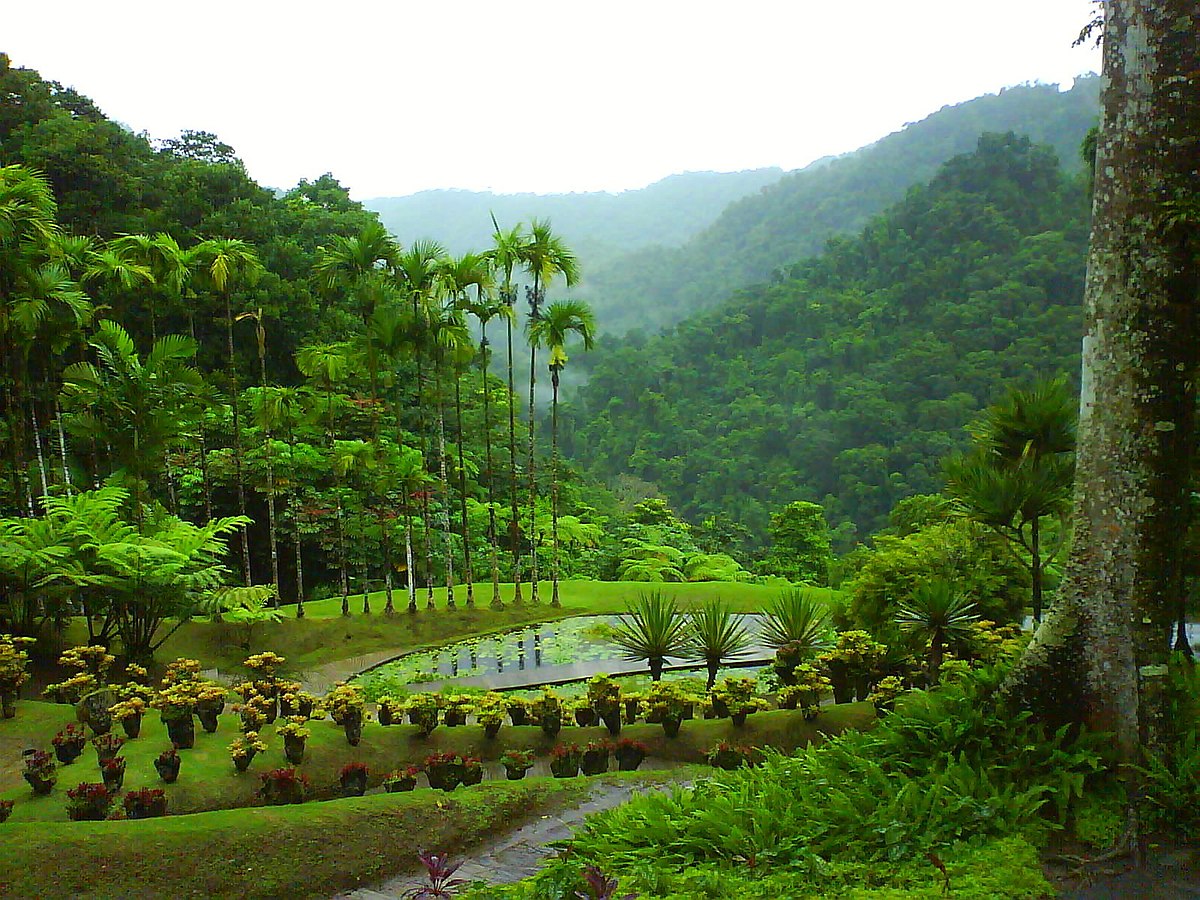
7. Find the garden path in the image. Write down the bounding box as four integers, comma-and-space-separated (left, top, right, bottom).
333, 779, 680, 897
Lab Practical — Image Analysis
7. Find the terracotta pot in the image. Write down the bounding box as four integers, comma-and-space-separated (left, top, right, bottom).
55, 742, 84, 765
154, 757, 181, 783
120, 715, 142, 739
24, 772, 54, 796
615, 748, 645, 771
284, 735, 306, 765
166, 716, 195, 749
340, 772, 368, 797
573, 707, 598, 727
580, 750, 609, 775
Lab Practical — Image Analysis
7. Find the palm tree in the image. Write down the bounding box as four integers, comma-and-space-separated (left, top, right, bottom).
295, 342, 352, 615
193, 238, 265, 585
528, 300, 594, 607
332, 439, 377, 615
518, 219, 580, 604
895, 579, 978, 684
488, 216, 527, 605
237, 309, 281, 606
611, 590, 690, 681
395, 240, 447, 609
686, 598, 753, 689
389, 444, 431, 614
59, 321, 204, 520
253, 385, 307, 616
759, 589, 832, 654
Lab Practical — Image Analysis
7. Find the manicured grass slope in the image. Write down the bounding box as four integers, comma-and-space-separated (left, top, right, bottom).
0, 778, 592, 899
0, 700, 872, 817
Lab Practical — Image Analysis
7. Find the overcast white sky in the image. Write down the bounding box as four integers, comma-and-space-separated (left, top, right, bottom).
5, 1, 1101, 199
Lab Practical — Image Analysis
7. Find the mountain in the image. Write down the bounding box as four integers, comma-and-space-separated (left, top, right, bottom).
579, 78, 1100, 337
364, 168, 784, 268
561, 134, 1091, 550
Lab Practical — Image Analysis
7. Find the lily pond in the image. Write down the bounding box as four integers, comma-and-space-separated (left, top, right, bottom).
354, 614, 770, 700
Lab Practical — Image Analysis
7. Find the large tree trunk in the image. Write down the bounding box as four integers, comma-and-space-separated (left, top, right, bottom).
550, 366, 562, 608
225, 294, 252, 585
505, 306, 524, 606
1005, 2, 1199, 771
481, 330, 503, 611
527, 283, 541, 605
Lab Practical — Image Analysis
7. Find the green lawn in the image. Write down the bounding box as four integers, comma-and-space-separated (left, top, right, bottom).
0, 699, 873, 817
59, 580, 837, 673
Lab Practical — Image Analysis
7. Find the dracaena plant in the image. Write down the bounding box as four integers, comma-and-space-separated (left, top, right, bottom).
576, 865, 637, 899
401, 850, 466, 898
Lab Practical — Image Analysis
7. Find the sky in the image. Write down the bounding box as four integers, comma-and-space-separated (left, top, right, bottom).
4, 1, 1102, 200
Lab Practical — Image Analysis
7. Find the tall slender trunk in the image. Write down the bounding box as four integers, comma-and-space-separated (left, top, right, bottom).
1004, 2, 1200, 780
30, 401, 48, 500
505, 301, 523, 605
288, 421, 305, 619
361, 559, 371, 615
435, 353, 456, 608
550, 365, 562, 608
454, 372, 474, 608
189, 314, 213, 524
55, 400, 72, 495
225, 294, 251, 584
526, 283, 541, 604
405, 508, 417, 614
412, 294, 436, 610
256, 334, 281, 607
481, 330, 503, 610
1030, 516, 1042, 624
327, 389, 350, 617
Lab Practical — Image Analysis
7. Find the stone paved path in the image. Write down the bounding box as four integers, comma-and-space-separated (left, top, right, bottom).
333, 779, 679, 898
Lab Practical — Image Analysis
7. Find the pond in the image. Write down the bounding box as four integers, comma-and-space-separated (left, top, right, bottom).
354, 614, 772, 699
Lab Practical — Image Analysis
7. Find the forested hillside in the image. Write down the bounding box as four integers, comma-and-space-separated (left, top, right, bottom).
563, 134, 1090, 549
365, 168, 783, 267
580, 78, 1099, 337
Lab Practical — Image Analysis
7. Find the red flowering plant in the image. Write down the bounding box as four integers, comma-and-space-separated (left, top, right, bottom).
259, 767, 310, 805
65, 782, 112, 821
122, 787, 168, 819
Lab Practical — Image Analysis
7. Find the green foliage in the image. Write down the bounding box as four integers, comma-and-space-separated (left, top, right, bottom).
759, 589, 831, 652
761, 501, 833, 584
567, 133, 1091, 549
610, 591, 690, 679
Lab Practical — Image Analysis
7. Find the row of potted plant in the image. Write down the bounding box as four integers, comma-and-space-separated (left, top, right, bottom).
65, 784, 169, 821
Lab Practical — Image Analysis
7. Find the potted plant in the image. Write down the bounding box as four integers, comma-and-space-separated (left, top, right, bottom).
505, 696, 530, 726
707, 742, 754, 771
153, 686, 197, 749
549, 743, 582, 778
259, 767, 309, 805
711, 677, 767, 727
500, 749, 536, 780
122, 787, 168, 819
23, 750, 57, 795
622, 692, 643, 724
533, 689, 563, 738
99, 756, 126, 792
244, 653, 287, 714
384, 766, 421, 792
0, 634, 34, 718
868, 675, 907, 717
279, 688, 317, 719
195, 685, 227, 733
646, 682, 690, 737
376, 695, 405, 727
580, 740, 611, 776
154, 748, 181, 783
92, 732, 125, 763
110, 697, 147, 739
406, 693, 441, 737
473, 693, 507, 738
441, 694, 473, 727
571, 700, 599, 728
339, 761, 369, 796
461, 756, 484, 787
277, 717, 311, 764
52, 724, 89, 764
772, 641, 810, 686
424, 752, 467, 792
790, 663, 832, 719
326, 683, 365, 745
587, 675, 623, 735
0, 799, 13, 822
43, 673, 97, 707
229, 732, 267, 773
819, 630, 886, 703
65, 782, 112, 821
613, 738, 648, 771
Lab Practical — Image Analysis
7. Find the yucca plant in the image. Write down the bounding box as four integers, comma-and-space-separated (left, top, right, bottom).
685, 598, 752, 689
611, 591, 689, 681
759, 590, 832, 654
895, 578, 978, 683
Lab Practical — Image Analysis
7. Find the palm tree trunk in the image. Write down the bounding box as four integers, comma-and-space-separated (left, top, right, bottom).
505, 307, 523, 606
1030, 516, 1042, 624
550, 366, 561, 608
361, 559, 371, 615
30, 400, 49, 500
55, 400, 72, 495
435, 355, 456, 609
527, 283, 541, 605
383, 519, 396, 616
454, 372, 474, 608
405, 507, 417, 614
412, 295, 436, 610
257, 337, 281, 607
286, 419, 305, 618
481, 333, 502, 610
225, 294, 251, 585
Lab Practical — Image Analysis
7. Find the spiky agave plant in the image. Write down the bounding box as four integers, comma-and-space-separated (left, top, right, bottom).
685, 598, 752, 689
611, 591, 689, 681
759, 589, 832, 654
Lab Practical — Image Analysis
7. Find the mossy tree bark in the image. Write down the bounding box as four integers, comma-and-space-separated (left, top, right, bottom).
1005, 1, 1199, 768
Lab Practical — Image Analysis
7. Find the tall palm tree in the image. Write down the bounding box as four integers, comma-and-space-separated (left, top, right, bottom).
254, 385, 307, 616
237, 309, 281, 606
193, 238, 265, 585
331, 439, 377, 615
461, 290, 513, 610
441, 252, 492, 609
395, 240, 447, 609
488, 216, 527, 605
528, 300, 594, 607
518, 220, 580, 604
388, 443, 430, 614
296, 342, 352, 615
